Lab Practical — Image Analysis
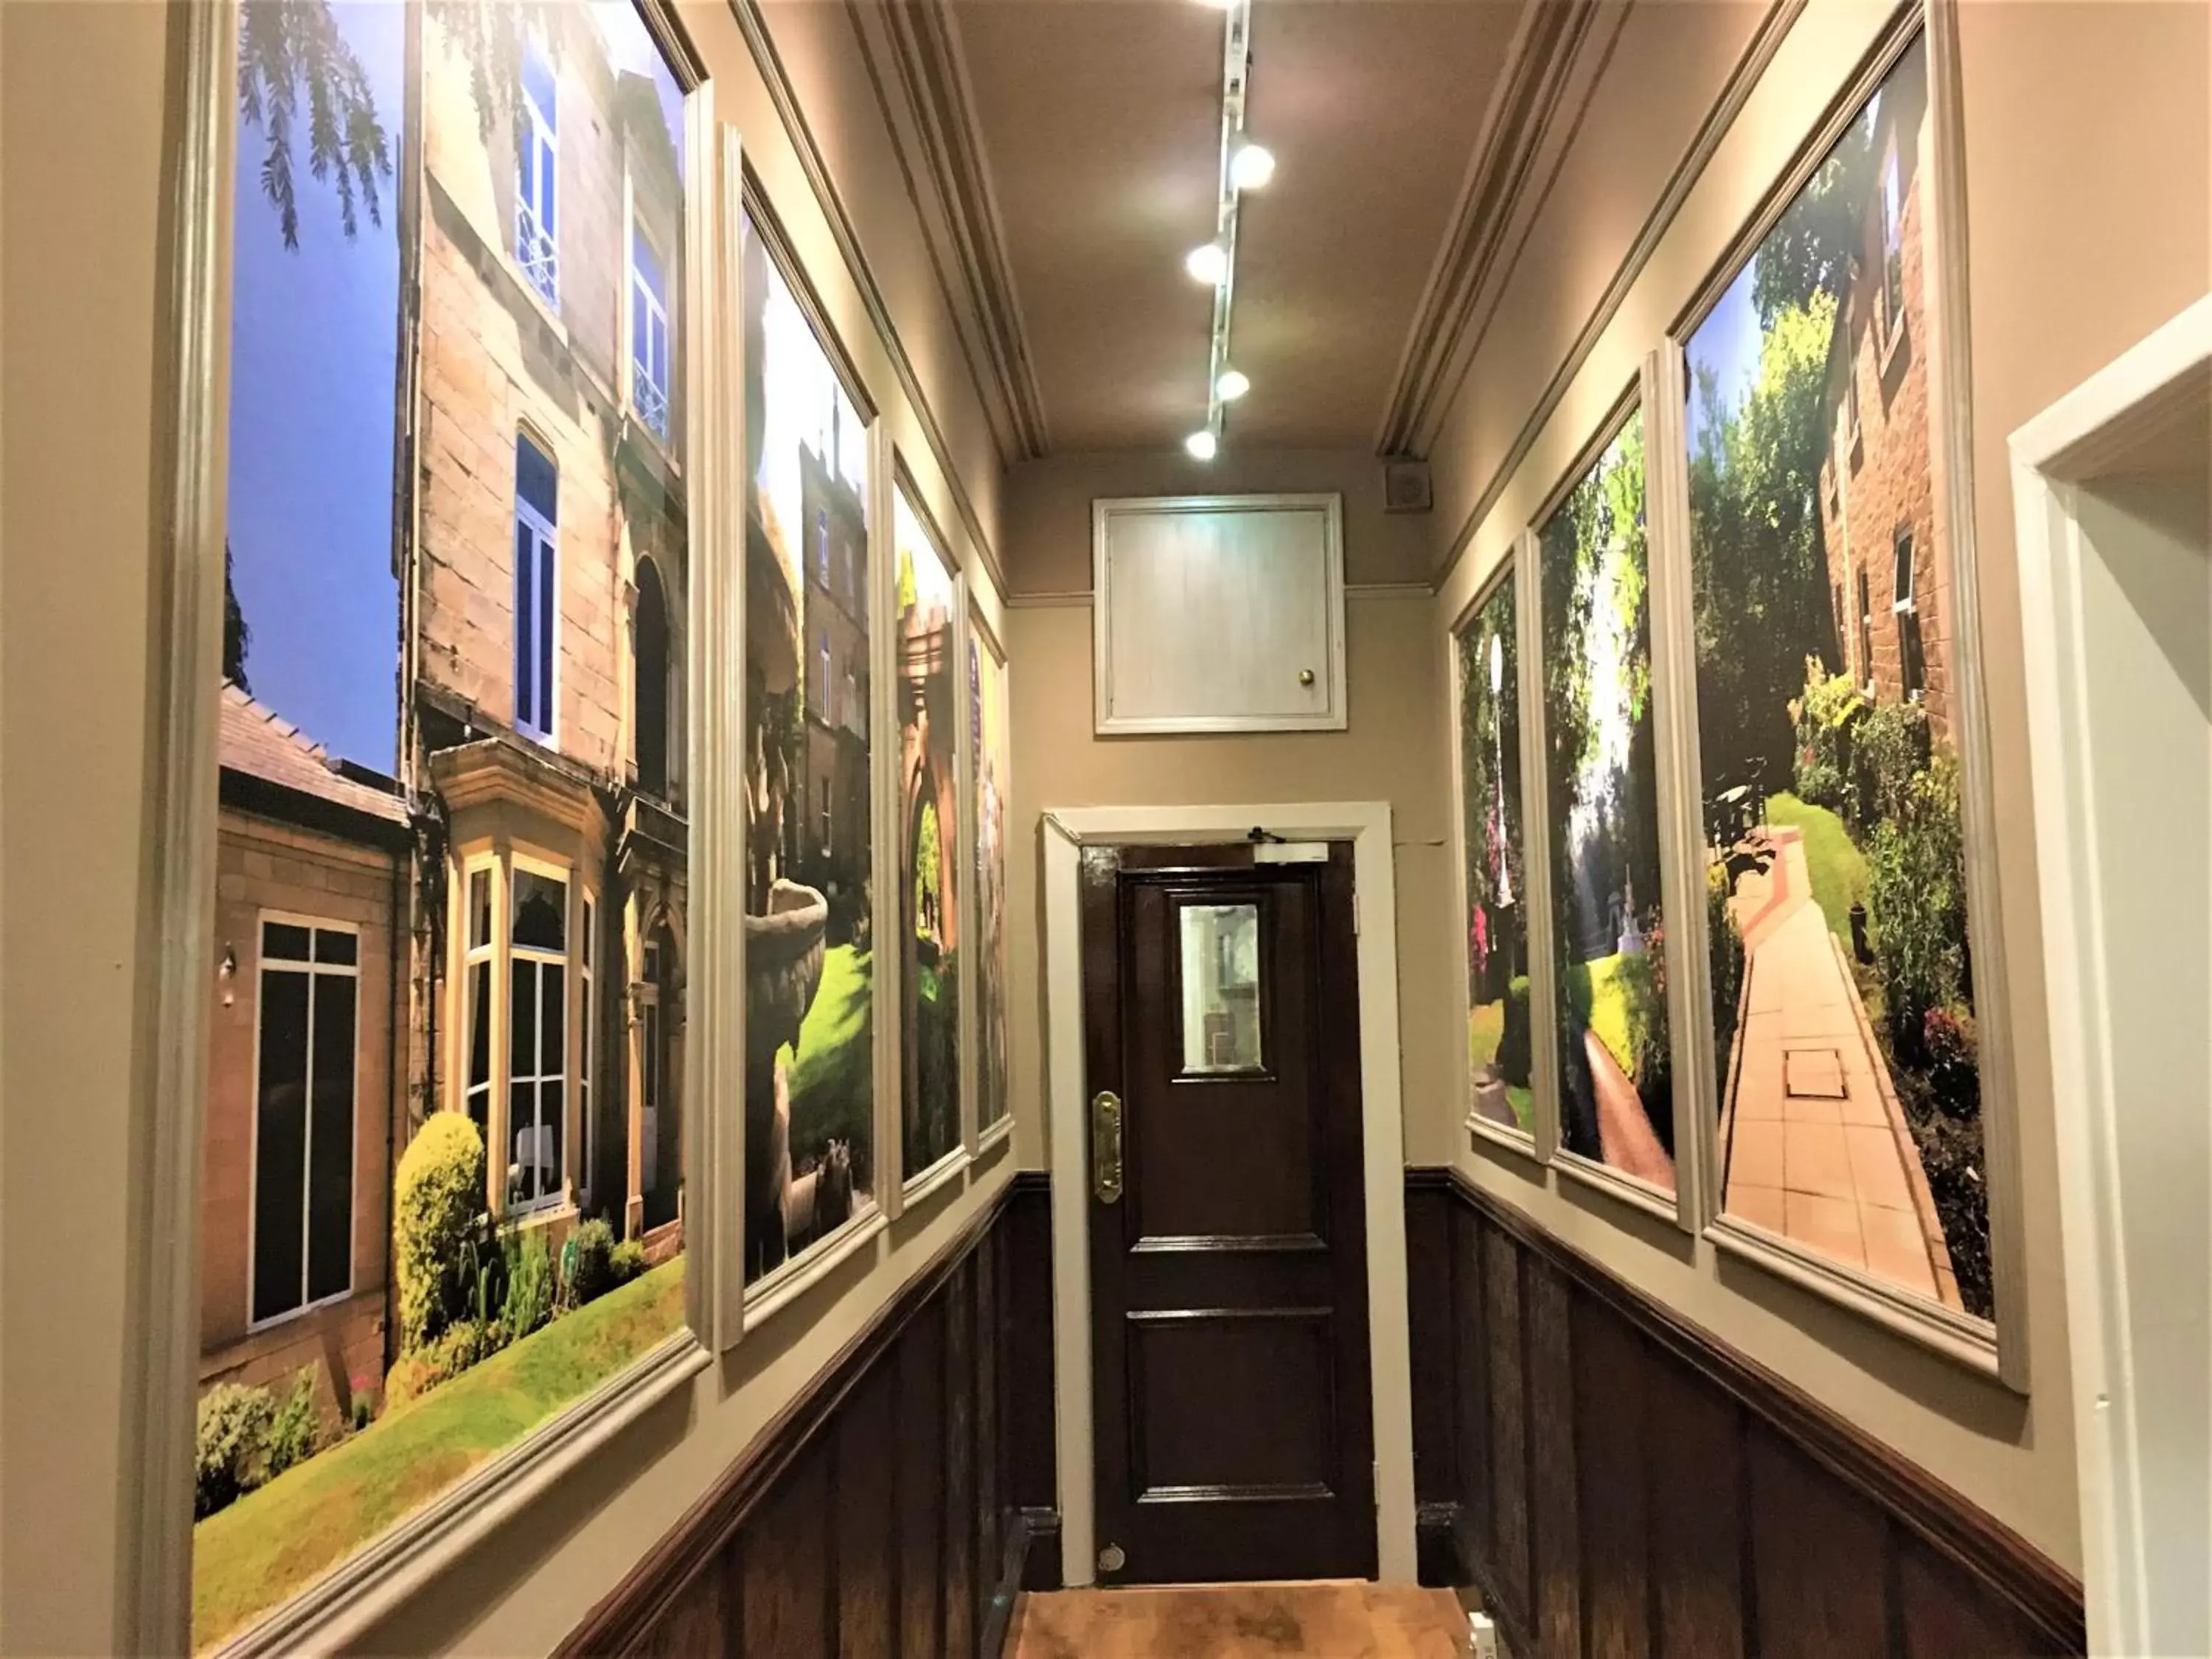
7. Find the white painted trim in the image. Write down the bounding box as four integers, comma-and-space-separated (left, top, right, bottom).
1091, 493, 1350, 735
740, 1204, 890, 1333
2009, 293, 2212, 1659
1039, 801, 1419, 1587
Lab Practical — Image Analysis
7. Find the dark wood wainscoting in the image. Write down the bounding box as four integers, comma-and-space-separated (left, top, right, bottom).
558, 1171, 1058, 1658
1405, 1168, 2085, 1659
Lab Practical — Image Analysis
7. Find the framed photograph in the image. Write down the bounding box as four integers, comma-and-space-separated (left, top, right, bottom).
739, 209, 883, 1295
158, 3, 731, 1650
1664, 4, 2025, 1380
1451, 548, 1540, 1155
1530, 396, 1695, 1223
969, 608, 1014, 1148
894, 474, 967, 1197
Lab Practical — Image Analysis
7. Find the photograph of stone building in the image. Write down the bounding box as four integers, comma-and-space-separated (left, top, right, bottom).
741, 227, 877, 1282
408, 0, 691, 1251
189, 4, 695, 1646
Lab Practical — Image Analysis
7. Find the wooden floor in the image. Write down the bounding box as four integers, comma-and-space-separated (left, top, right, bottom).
1007, 1582, 1467, 1658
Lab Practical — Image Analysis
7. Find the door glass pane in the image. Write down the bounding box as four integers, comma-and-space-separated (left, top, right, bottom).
1180, 903, 1262, 1074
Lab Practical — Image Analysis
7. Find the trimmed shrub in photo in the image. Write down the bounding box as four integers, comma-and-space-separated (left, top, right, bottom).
394, 1113, 487, 1352
262, 1373, 321, 1480
1497, 975, 1533, 1091
195, 1384, 276, 1518
566, 1217, 616, 1307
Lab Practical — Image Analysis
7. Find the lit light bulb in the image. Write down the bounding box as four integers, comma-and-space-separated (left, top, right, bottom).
1230, 142, 1276, 192
1216, 368, 1251, 401
1184, 241, 1228, 286
1185, 429, 1219, 462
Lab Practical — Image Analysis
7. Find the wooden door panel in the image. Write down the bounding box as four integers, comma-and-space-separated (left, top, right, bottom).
1129, 1310, 1340, 1496
1083, 844, 1374, 1585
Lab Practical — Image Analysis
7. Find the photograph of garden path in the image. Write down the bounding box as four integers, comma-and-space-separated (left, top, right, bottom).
1687, 34, 1986, 1318
897, 489, 964, 1178
1458, 574, 1532, 1135
743, 232, 878, 1283
1540, 409, 1676, 1191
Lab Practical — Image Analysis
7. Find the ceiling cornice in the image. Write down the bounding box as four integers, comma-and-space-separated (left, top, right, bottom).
848, 0, 1051, 463
1374, 0, 1621, 460
1429, 0, 1805, 588
726, 0, 1008, 596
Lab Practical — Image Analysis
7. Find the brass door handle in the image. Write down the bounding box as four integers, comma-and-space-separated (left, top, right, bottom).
1092, 1091, 1123, 1204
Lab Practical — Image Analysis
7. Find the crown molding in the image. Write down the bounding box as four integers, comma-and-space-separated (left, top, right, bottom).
1375, 0, 1621, 460
848, 0, 1051, 464
726, 0, 1009, 594
1428, 0, 1803, 590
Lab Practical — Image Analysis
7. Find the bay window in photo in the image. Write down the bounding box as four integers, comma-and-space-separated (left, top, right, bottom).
180, 3, 709, 1646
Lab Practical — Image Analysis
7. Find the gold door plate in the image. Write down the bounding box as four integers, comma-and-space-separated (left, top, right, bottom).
1092, 1090, 1123, 1203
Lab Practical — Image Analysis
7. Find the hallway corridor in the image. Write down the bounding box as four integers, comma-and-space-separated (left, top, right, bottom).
1009, 1584, 1467, 1659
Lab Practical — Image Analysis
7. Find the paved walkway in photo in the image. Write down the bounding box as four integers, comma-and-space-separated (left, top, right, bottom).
1719, 829, 1961, 1309
1587, 1027, 1675, 1190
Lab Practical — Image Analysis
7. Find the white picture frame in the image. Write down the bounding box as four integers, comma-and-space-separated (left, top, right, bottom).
1654, 0, 2028, 1388
133, 8, 735, 1652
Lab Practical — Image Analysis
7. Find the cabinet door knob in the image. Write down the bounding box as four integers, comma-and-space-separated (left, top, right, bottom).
1298, 668, 1315, 687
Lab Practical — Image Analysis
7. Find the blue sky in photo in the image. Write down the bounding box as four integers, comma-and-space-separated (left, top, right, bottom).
1684, 258, 1764, 459
226, 1, 404, 774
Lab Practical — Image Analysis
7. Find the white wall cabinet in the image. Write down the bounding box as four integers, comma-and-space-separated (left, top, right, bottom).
1091, 493, 1346, 735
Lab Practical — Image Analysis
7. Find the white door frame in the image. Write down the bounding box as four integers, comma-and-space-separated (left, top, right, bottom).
2011, 294, 2211, 1659
1040, 801, 1419, 1587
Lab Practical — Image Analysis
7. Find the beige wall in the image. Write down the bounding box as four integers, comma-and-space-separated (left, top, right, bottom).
1004, 593, 1458, 1171
1414, 0, 2210, 1576
0, 1, 1015, 1652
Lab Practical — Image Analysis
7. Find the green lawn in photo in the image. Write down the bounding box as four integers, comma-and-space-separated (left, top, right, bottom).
1565, 952, 1637, 1077
192, 1259, 686, 1651
786, 946, 874, 1180
1764, 791, 1869, 943
1469, 998, 1504, 1071
1467, 1001, 1534, 1133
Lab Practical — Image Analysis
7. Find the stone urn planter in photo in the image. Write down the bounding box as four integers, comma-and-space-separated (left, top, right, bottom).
743, 879, 827, 1275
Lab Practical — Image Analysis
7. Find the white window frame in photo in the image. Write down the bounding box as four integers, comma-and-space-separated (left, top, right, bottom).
1523, 380, 1707, 1236
627, 215, 672, 443
517, 34, 560, 307
244, 911, 363, 1333
1893, 526, 1927, 700
515, 428, 561, 745
459, 855, 500, 1141
580, 888, 597, 1203
734, 200, 893, 1332
505, 854, 574, 1217
890, 461, 973, 1213
967, 599, 1015, 1156
1879, 129, 1907, 355
124, 14, 737, 1652
1450, 535, 1550, 1166
1649, 1, 2029, 1390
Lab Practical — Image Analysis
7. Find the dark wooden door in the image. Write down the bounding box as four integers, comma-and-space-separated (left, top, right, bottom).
1081, 843, 1375, 1585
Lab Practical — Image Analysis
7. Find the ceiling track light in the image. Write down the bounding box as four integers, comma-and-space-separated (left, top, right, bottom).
1189, 0, 1259, 455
